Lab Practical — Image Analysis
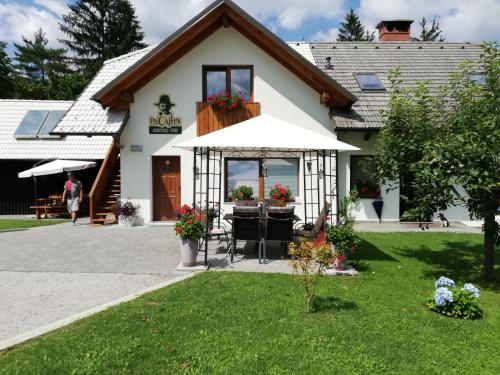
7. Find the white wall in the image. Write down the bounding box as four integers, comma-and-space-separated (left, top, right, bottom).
337, 131, 400, 221
120, 27, 334, 223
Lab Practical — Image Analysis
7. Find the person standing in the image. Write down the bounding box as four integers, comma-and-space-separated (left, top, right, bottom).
62, 172, 83, 226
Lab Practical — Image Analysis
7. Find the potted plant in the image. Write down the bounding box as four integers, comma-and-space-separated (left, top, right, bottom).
201, 203, 220, 230
269, 184, 294, 207
207, 91, 244, 112
325, 223, 360, 270
231, 185, 256, 206
114, 199, 141, 226
175, 204, 204, 267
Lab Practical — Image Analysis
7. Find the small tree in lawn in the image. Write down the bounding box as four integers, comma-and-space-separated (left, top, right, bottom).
372, 42, 499, 280
288, 236, 335, 313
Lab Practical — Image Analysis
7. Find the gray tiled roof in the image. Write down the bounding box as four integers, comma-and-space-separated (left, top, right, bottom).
52, 46, 155, 135
308, 42, 483, 129
0, 100, 112, 160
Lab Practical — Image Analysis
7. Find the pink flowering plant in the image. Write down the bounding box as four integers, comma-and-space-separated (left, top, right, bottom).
207, 91, 244, 112
174, 204, 204, 240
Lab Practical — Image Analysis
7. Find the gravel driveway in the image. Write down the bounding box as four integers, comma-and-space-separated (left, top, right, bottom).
0, 222, 181, 343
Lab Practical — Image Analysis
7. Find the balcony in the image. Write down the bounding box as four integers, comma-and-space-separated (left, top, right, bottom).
196, 102, 261, 136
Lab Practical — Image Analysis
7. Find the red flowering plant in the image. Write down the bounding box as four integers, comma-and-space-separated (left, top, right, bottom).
207, 91, 244, 112
351, 178, 381, 199
269, 184, 294, 203
174, 204, 204, 240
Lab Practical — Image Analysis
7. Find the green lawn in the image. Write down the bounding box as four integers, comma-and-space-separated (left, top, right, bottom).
0, 219, 69, 230
1, 233, 499, 374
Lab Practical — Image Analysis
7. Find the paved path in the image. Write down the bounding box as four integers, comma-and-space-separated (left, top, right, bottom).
0, 222, 181, 342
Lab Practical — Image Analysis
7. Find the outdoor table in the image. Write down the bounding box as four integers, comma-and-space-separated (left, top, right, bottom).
223, 213, 301, 225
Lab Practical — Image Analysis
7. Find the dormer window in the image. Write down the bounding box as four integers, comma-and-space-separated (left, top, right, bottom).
354, 73, 385, 91
203, 65, 253, 101
469, 73, 486, 86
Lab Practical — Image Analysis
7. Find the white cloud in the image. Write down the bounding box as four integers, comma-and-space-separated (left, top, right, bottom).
357, 0, 500, 42
0, 1, 63, 48
0, 0, 498, 55
312, 27, 339, 41
130, 0, 346, 44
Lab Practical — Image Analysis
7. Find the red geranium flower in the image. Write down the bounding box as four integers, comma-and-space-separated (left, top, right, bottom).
337, 255, 345, 262
176, 226, 183, 233
187, 219, 193, 224
196, 215, 202, 220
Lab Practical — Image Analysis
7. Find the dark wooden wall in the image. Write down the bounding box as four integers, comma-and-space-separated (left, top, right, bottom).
0, 160, 101, 215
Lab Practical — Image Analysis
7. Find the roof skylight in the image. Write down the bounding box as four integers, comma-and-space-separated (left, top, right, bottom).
354, 73, 385, 90
14, 110, 66, 139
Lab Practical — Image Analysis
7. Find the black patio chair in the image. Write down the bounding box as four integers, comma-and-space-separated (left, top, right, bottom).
261, 206, 295, 264
230, 206, 262, 263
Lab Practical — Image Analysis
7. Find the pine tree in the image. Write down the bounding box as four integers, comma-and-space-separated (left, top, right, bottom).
59, 0, 147, 78
0, 41, 15, 98
14, 29, 71, 99
414, 17, 445, 42
337, 10, 374, 42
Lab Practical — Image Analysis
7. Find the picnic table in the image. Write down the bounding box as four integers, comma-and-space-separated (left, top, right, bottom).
30, 194, 88, 219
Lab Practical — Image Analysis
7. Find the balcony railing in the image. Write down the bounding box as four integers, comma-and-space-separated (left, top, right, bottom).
196, 102, 261, 136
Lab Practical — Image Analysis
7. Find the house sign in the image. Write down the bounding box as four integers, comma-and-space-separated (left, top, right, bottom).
149, 95, 182, 134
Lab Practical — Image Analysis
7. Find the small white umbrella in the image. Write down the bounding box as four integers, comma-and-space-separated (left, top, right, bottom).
18, 159, 96, 178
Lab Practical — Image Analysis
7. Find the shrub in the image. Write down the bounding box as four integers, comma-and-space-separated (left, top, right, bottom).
325, 223, 360, 256
428, 277, 483, 320
231, 185, 254, 201
174, 204, 204, 240
288, 236, 335, 313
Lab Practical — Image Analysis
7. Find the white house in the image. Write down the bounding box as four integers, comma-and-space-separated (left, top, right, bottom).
46, 0, 481, 225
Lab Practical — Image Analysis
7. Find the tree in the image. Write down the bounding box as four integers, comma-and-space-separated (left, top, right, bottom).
0, 41, 15, 98
413, 17, 445, 42
59, 0, 147, 78
372, 43, 499, 281
13, 29, 72, 99
337, 10, 375, 42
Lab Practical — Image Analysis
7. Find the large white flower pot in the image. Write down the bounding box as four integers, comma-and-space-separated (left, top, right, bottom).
180, 238, 199, 267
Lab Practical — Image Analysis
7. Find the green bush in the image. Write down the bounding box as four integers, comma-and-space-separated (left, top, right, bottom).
429, 278, 483, 320
325, 223, 360, 256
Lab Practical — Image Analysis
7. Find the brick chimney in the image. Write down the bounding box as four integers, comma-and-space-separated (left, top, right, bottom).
376, 20, 413, 42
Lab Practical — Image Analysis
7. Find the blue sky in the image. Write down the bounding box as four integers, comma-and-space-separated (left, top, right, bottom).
1, 0, 499, 55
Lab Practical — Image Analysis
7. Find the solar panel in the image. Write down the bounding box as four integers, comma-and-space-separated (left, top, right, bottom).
354, 73, 385, 90
38, 110, 67, 137
14, 110, 49, 138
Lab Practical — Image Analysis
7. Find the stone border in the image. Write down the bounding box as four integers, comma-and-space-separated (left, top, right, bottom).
0, 272, 199, 351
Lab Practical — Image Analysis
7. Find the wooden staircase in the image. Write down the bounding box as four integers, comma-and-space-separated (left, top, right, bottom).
89, 142, 120, 225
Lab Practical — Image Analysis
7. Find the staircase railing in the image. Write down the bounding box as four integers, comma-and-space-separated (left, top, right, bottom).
89, 141, 120, 223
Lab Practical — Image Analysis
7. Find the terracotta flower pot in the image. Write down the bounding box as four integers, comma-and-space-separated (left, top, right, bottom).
180, 238, 199, 267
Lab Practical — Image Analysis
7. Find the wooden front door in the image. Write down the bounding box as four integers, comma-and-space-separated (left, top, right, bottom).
153, 156, 181, 221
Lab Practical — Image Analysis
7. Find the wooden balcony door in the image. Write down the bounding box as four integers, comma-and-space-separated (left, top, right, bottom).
152, 156, 180, 221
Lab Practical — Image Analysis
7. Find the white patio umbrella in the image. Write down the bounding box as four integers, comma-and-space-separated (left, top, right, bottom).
174, 114, 360, 151
18, 159, 96, 178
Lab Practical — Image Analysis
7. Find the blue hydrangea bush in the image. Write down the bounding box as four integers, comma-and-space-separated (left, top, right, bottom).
428, 277, 483, 320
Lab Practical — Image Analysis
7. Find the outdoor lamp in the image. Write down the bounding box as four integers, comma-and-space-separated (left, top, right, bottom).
306, 161, 312, 173
262, 160, 268, 177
